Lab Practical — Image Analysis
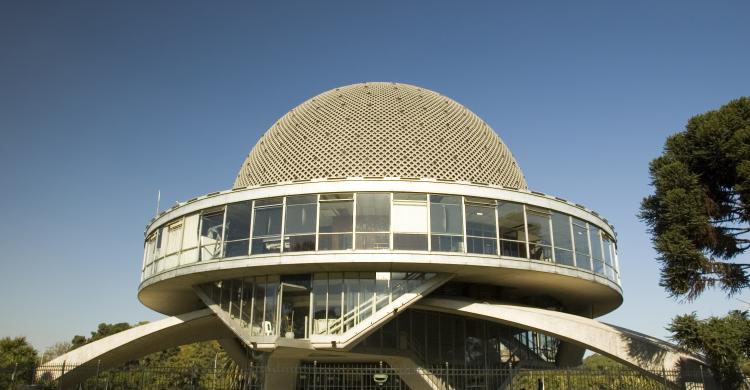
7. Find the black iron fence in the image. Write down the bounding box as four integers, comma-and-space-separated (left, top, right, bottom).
1, 363, 721, 390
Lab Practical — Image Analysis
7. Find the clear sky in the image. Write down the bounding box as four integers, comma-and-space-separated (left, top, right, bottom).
1, 0, 748, 352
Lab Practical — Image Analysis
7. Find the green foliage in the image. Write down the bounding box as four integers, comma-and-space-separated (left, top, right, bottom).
667, 310, 750, 388
640, 97, 750, 300
0, 336, 38, 388
582, 353, 625, 369
71, 322, 133, 348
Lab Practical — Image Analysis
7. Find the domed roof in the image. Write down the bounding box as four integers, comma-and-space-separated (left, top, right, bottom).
234, 82, 527, 189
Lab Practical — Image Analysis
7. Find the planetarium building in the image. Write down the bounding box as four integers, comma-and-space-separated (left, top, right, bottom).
47, 82, 707, 389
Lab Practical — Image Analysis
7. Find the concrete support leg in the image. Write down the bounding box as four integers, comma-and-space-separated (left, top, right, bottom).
555, 341, 586, 368
263, 349, 301, 390
217, 338, 249, 367
385, 356, 443, 390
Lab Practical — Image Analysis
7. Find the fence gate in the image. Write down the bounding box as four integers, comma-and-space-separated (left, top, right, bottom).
296, 362, 408, 390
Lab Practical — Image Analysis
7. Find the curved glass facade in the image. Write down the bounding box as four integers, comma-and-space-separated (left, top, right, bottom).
143, 192, 619, 284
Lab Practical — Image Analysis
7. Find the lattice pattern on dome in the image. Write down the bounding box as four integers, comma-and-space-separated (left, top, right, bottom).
233, 82, 527, 189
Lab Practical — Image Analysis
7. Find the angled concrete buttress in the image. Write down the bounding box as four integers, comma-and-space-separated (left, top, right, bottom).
38, 309, 233, 387
415, 297, 711, 388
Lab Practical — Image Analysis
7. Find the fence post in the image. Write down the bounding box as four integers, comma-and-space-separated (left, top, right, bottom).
566, 368, 572, 390
94, 359, 101, 390
11, 362, 18, 386
58, 361, 66, 390
140, 365, 146, 389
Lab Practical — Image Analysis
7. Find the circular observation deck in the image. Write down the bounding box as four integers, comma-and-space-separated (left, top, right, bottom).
139, 82, 622, 320
138, 178, 622, 317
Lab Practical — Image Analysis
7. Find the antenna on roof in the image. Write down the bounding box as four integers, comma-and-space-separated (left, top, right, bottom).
156, 190, 161, 216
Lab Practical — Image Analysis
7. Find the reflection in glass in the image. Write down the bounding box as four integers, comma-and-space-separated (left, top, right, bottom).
551, 213, 574, 266
589, 226, 604, 275
224, 202, 251, 258
252, 198, 282, 254
285, 195, 317, 252
285, 195, 317, 234
393, 234, 428, 251
526, 208, 553, 261
319, 194, 353, 250
200, 211, 224, 261
430, 195, 464, 252
465, 197, 497, 255
602, 235, 616, 280
572, 219, 591, 270
497, 202, 526, 258
356, 193, 390, 249
251, 276, 266, 336
356, 193, 390, 232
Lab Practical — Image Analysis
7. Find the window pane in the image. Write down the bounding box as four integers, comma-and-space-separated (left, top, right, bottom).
328, 273, 343, 334
253, 205, 282, 237
264, 276, 279, 336
527, 209, 553, 261
500, 240, 527, 258
200, 212, 224, 260
551, 213, 572, 249
555, 248, 575, 266
466, 204, 496, 238
497, 202, 525, 241
393, 233, 428, 251
431, 235, 464, 252
251, 276, 265, 336
225, 202, 251, 241
318, 233, 352, 250
572, 219, 591, 270
356, 233, 390, 250
392, 203, 428, 233
319, 200, 353, 233
284, 235, 316, 252
252, 237, 281, 254
430, 195, 463, 234
467, 237, 497, 255
526, 209, 552, 246
224, 202, 251, 258
356, 193, 390, 232
312, 273, 327, 334
590, 226, 604, 275
285, 196, 317, 235
225, 241, 249, 258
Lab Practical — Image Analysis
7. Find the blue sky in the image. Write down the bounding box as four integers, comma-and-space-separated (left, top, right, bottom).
1, 0, 748, 352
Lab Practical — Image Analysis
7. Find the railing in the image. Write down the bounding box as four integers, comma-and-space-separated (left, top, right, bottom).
18, 363, 723, 390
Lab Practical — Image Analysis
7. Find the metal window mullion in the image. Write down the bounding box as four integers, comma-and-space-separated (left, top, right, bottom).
315, 195, 321, 251
352, 193, 358, 250
249, 280, 255, 336
461, 196, 467, 253
522, 205, 530, 259
548, 214, 555, 263
280, 197, 287, 253
569, 216, 577, 267
494, 201, 500, 256
324, 276, 329, 334
176, 216, 186, 266
219, 206, 228, 258
389, 193, 394, 250
248, 200, 256, 255
585, 222, 593, 270
426, 194, 432, 252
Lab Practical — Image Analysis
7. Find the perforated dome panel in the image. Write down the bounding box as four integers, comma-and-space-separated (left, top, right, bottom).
234, 82, 527, 189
